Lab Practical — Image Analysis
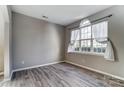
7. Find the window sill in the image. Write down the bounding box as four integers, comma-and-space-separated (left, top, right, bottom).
68, 51, 104, 56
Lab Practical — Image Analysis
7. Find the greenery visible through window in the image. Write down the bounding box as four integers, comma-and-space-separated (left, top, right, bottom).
70, 20, 108, 54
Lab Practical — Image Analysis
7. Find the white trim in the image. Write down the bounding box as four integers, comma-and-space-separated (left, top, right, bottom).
65, 60, 124, 81
10, 70, 13, 80
13, 61, 64, 73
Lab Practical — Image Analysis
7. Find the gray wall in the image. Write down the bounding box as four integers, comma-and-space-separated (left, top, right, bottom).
7, 5, 12, 78
12, 12, 65, 70
65, 6, 124, 78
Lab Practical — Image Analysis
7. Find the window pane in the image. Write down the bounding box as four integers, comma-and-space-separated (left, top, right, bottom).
80, 19, 91, 27
93, 39, 107, 53
74, 41, 80, 51
81, 26, 91, 39
92, 21, 108, 39
71, 29, 80, 41
81, 40, 91, 52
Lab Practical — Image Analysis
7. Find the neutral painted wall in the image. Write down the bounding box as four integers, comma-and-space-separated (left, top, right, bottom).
0, 7, 4, 73
65, 6, 124, 78
7, 5, 12, 78
12, 12, 65, 70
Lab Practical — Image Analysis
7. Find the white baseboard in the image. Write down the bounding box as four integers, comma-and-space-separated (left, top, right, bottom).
65, 60, 124, 81
2, 61, 64, 82
13, 61, 64, 73
0, 61, 64, 84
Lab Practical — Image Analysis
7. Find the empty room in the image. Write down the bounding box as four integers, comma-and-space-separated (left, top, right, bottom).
0, 5, 124, 87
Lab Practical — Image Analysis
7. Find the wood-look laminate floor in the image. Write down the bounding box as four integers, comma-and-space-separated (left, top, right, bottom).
0, 62, 124, 87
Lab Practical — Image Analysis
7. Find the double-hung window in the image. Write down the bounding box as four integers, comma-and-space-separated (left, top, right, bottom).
70, 19, 108, 54
80, 25, 92, 52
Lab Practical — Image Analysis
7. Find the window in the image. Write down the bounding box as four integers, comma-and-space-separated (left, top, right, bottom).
70, 20, 108, 54
70, 29, 80, 51
92, 21, 108, 53
81, 26, 91, 52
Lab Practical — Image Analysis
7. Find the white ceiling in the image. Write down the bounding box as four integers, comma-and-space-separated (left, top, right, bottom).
11, 5, 112, 26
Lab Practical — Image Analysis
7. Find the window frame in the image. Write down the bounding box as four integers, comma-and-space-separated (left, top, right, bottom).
69, 21, 108, 56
